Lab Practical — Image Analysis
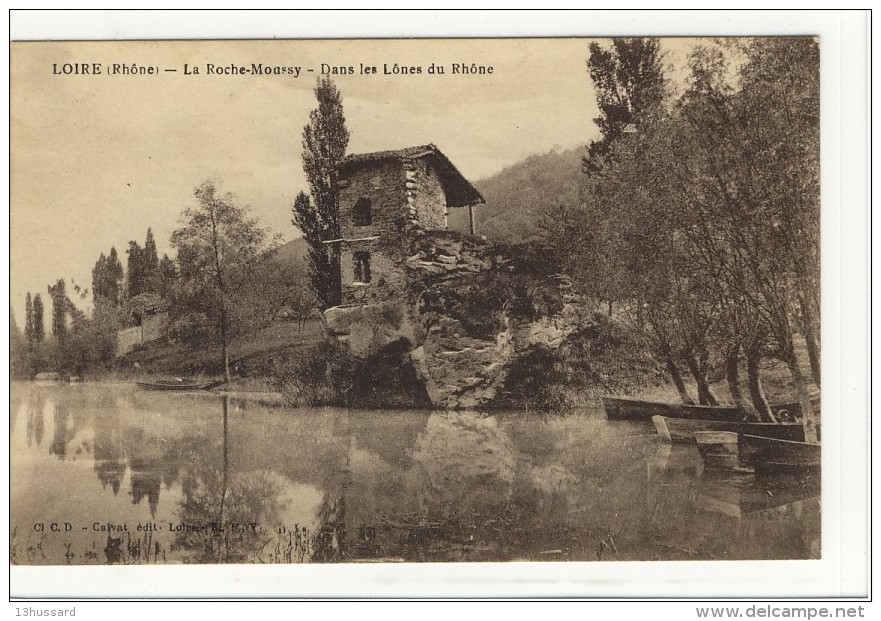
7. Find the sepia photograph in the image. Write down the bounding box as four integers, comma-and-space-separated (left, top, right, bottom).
6, 10, 870, 603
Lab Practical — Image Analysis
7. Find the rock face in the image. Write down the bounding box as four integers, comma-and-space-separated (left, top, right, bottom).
325, 229, 583, 410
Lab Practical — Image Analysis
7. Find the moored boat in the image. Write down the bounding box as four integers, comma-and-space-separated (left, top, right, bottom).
737, 434, 821, 473
136, 379, 215, 391
681, 396, 820, 423
33, 372, 62, 384
604, 395, 820, 423
694, 431, 747, 471
651, 415, 806, 445
696, 468, 821, 517
601, 396, 682, 421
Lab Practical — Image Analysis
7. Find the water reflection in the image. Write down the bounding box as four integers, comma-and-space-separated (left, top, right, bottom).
9, 383, 821, 565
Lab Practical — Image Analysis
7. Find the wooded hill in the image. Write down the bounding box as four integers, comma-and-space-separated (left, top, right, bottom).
466, 146, 586, 244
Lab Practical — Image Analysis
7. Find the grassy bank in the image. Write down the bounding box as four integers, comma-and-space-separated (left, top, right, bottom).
112, 318, 324, 389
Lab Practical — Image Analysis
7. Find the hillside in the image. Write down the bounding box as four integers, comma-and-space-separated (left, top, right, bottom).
271, 236, 309, 269
466, 146, 587, 244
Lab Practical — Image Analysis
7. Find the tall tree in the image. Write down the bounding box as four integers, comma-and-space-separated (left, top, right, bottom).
563, 37, 667, 318
48, 279, 68, 341
92, 253, 107, 303
33, 294, 45, 342
24, 293, 35, 349
143, 228, 160, 293
93, 247, 125, 306
158, 253, 177, 298
584, 37, 666, 173
107, 247, 124, 305
171, 180, 277, 382
127, 241, 145, 299
293, 77, 350, 309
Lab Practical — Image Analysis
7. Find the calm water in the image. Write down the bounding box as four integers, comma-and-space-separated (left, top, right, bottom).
9, 382, 820, 565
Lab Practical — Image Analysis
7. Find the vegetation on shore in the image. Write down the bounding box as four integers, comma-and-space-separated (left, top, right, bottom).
11, 40, 819, 420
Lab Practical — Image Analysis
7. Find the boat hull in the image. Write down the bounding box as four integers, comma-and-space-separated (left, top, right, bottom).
602, 397, 681, 421
136, 381, 212, 392
652, 415, 806, 445
605, 396, 819, 423
694, 431, 746, 471
738, 434, 821, 473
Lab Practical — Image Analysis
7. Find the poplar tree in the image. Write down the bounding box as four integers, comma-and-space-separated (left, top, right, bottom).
292, 77, 350, 309
24, 293, 35, 349
143, 228, 160, 293
33, 294, 45, 341
48, 279, 68, 341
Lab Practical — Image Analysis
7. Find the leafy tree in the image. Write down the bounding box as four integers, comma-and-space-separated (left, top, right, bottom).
171, 180, 278, 381
93, 247, 125, 306
584, 37, 666, 173
25, 293, 35, 349
558, 38, 667, 318
127, 241, 145, 299
33, 294, 45, 341
143, 228, 160, 293
158, 253, 177, 298
48, 279, 68, 342
92, 253, 108, 302
10, 307, 29, 377
293, 77, 350, 309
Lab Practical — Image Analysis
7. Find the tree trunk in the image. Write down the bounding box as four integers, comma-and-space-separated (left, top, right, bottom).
783, 343, 820, 444
607, 299, 613, 317
685, 353, 719, 406
799, 295, 821, 387
665, 354, 695, 405
219, 395, 230, 562
804, 330, 821, 388
726, 346, 759, 421
220, 310, 231, 383
746, 345, 776, 422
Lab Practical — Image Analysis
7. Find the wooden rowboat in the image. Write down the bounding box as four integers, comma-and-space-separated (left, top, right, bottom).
651, 415, 806, 445
601, 396, 682, 421
694, 431, 747, 471
696, 468, 821, 517
604, 395, 820, 423
738, 434, 821, 473
680, 397, 820, 422
136, 379, 215, 391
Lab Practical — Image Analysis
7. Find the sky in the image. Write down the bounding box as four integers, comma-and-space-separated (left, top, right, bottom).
9, 38, 699, 322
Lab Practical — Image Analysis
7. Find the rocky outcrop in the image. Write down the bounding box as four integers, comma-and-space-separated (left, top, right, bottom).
329, 230, 581, 409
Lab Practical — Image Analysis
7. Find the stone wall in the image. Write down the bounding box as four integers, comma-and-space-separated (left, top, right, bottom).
409, 158, 448, 230
339, 159, 406, 306
116, 313, 168, 356
339, 158, 405, 254
337, 156, 455, 308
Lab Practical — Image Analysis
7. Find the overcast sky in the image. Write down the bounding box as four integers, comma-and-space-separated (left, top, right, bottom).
10, 38, 697, 321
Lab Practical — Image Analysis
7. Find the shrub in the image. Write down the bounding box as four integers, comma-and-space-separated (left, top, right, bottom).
271, 339, 356, 406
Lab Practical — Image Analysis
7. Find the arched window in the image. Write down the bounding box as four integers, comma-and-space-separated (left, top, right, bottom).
353, 251, 371, 283
354, 198, 372, 226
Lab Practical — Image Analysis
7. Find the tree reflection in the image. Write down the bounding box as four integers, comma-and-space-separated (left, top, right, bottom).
48, 402, 74, 458
25, 392, 46, 449
93, 412, 125, 495
172, 396, 317, 563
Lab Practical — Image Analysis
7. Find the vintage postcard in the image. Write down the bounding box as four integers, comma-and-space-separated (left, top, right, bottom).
7, 12, 869, 601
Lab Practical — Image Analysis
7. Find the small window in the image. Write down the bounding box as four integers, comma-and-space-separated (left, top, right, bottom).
354, 198, 372, 226
353, 251, 371, 284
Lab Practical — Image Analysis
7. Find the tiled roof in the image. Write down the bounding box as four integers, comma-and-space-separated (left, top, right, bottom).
340, 144, 484, 207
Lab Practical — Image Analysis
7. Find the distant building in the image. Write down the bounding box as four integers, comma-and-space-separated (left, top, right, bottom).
331, 144, 484, 307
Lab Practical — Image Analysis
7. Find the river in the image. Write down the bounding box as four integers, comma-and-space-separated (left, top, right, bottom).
9, 382, 820, 565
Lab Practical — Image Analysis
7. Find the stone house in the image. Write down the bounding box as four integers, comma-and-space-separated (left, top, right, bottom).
330, 144, 484, 307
